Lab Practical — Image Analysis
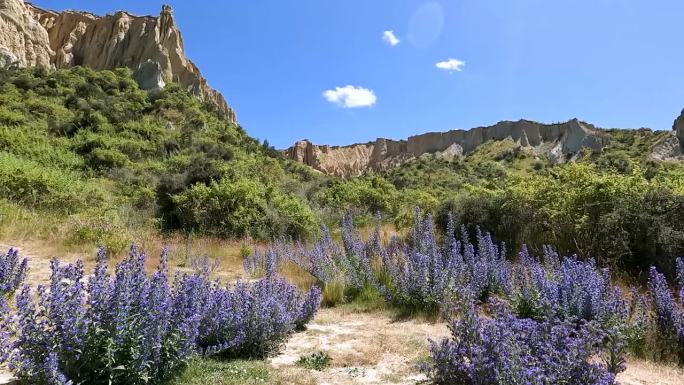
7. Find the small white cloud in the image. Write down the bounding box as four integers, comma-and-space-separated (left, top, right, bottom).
435, 58, 465, 72
323, 85, 377, 108
382, 30, 400, 46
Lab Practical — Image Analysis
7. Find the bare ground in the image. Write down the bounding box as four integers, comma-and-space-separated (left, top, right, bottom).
270, 308, 448, 385
1, 242, 683, 385
271, 308, 684, 385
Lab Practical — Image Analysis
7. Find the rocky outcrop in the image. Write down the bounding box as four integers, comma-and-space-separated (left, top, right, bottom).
286, 119, 608, 177
674, 109, 684, 149
0, 0, 236, 122
652, 109, 684, 160
0, 0, 53, 67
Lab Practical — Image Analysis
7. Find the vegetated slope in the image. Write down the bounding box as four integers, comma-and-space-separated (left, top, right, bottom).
0, 66, 322, 246
0, 0, 235, 121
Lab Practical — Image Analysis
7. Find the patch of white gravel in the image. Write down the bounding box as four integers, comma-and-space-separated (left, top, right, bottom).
0, 370, 15, 385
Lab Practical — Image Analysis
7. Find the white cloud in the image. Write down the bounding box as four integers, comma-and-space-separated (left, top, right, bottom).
323, 85, 377, 108
382, 30, 400, 46
435, 58, 465, 72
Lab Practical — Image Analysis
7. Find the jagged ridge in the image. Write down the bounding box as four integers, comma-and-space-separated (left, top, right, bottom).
286, 118, 609, 177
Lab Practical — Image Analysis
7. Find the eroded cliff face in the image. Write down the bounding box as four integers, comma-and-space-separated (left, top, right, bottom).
0, 0, 235, 122
286, 119, 608, 177
674, 109, 684, 149
0, 0, 52, 67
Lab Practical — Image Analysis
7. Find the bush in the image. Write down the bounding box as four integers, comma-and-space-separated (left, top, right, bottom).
296, 351, 331, 371
2, 246, 320, 384
647, 266, 684, 364
511, 246, 626, 325
0, 152, 104, 213
0, 66, 322, 241
192, 268, 321, 358
317, 176, 399, 219
0, 127, 83, 170
8, 247, 195, 384
0, 248, 27, 297
173, 178, 316, 239
245, 219, 377, 306
381, 211, 510, 314
422, 303, 621, 385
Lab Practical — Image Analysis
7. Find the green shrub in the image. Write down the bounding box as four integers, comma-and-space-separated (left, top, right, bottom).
0, 109, 25, 126
317, 176, 399, 218
297, 351, 332, 371
0, 127, 83, 170
0, 152, 104, 213
173, 178, 316, 239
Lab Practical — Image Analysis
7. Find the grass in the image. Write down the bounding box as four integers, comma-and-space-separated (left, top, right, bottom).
168, 358, 316, 385
168, 359, 270, 385
321, 278, 346, 306
338, 284, 388, 313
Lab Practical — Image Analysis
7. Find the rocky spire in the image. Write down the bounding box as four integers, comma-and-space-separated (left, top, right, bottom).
674, 109, 684, 149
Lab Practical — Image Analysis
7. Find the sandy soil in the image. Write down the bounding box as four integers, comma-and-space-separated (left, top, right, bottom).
1, 242, 683, 385
270, 308, 449, 385
617, 359, 684, 385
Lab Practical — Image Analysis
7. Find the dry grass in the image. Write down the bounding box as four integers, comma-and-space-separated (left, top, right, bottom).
617, 358, 684, 385
0, 232, 256, 288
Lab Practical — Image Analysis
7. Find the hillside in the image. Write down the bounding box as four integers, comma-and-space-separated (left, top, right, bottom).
0, 66, 322, 247
0, 0, 235, 121
2, 65, 684, 277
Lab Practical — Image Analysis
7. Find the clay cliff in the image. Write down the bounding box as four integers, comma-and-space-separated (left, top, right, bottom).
286, 119, 608, 177
0, 0, 236, 122
674, 109, 684, 148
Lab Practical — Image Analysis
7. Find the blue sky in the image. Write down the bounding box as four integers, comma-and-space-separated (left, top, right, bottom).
35, 0, 684, 148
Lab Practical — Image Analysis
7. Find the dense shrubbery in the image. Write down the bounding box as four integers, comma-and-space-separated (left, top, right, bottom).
173, 178, 317, 239
381, 211, 511, 312
424, 162, 684, 277
316, 176, 399, 219
189, 257, 321, 359
0, 152, 104, 213
343, 145, 684, 278
4, 65, 684, 272
0, 246, 320, 385
422, 302, 619, 385
511, 246, 626, 324
0, 66, 319, 240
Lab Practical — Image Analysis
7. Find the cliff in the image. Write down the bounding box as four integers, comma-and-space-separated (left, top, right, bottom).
286, 119, 609, 177
0, 0, 236, 122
